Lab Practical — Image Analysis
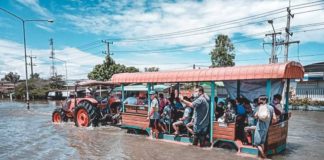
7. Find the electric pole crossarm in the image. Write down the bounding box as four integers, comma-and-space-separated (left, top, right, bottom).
265, 32, 282, 36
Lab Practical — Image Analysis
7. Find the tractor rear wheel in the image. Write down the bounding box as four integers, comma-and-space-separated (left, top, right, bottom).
74, 101, 98, 127
52, 108, 68, 123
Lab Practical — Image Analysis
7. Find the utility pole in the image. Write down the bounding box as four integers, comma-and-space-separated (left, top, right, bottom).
49, 38, 56, 77
102, 40, 113, 63
264, 20, 281, 64
283, 6, 300, 62
27, 51, 36, 78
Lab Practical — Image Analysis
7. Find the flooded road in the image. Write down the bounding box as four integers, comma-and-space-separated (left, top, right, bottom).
0, 100, 323, 160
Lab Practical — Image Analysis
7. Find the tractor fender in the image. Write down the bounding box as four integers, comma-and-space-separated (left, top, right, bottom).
77, 98, 98, 106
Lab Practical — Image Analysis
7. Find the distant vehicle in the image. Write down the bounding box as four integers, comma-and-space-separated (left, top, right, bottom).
47, 91, 64, 100
52, 80, 121, 127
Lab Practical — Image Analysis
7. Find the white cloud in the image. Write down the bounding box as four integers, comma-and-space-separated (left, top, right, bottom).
0, 39, 103, 80
35, 24, 53, 32
15, 0, 52, 18
3, 0, 324, 79
60, 0, 324, 49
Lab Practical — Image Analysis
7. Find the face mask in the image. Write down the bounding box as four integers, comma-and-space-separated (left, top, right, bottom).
193, 93, 199, 98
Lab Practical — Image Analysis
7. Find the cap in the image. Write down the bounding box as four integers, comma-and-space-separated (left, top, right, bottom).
149, 91, 157, 95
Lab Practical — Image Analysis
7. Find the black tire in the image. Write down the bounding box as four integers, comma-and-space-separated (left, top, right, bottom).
126, 129, 137, 134
52, 108, 68, 123
218, 142, 238, 151
74, 101, 99, 127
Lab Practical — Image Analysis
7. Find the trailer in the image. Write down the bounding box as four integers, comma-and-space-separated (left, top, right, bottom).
111, 61, 304, 157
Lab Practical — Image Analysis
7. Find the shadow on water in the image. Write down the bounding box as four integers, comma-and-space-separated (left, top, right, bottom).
0, 100, 324, 160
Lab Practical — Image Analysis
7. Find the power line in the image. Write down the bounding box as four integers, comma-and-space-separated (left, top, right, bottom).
75, 7, 323, 52
72, 1, 324, 51
99, 22, 324, 54
107, 1, 324, 41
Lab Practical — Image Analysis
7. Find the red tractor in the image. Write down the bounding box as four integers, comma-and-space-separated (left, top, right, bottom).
52, 80, 122, 127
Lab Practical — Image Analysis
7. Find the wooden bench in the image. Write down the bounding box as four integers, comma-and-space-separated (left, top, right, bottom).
213, 122, 236, 141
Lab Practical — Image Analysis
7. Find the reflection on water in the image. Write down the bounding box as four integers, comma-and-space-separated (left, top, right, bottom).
0, 100, 323, 160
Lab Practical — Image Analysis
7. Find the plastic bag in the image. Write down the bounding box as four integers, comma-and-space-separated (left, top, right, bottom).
257, 104, 270, 121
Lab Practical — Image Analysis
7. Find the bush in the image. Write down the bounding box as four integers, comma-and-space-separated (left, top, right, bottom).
290, 98, 324, 106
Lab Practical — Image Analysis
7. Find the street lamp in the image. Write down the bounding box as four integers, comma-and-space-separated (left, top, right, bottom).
0, 8, 53, 109
51, 57, 69, 99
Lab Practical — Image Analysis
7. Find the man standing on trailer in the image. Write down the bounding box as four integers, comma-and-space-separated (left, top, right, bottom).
148, 91, 160, 139
180, 86, 210, 147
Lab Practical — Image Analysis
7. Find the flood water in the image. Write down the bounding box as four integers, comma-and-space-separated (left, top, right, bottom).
0, 100, 323, 160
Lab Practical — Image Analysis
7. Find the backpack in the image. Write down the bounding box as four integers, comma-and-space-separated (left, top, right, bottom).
257, 104, 270, 122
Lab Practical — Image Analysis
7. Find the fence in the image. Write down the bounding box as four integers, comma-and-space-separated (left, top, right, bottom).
296, 88, 324, 101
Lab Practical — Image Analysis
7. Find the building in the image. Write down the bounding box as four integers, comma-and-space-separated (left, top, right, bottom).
296, 62, 324, 101
0, 81, 15, 98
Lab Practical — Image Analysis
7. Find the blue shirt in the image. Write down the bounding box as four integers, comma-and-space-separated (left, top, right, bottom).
123, 97, 137, 105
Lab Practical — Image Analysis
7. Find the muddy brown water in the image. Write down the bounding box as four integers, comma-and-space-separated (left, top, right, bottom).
0, 100, 323, 160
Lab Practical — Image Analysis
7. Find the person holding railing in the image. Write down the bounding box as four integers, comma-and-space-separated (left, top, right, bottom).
179, 86, 210, 147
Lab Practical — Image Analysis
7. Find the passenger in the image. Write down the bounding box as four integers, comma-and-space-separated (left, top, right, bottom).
85, 88, 93, 98
236, 97, 247, 142
272, 94, 284, 121
180, 86, 210, 147
159, 97, 176, 133
186, 111, 195, 136
172, 103, 192, 136
123, 93, 138, 105
252, 98, 259, 111
175, 97, 184, 110
227, 99, 237, 114
242, 98, 254, 144
158, 93, 168, 114
148, 91, 160, 139
215, 101, 225, 121
214, 96, 219, 105
254, 95, 277, 158
137, 96, 145, 105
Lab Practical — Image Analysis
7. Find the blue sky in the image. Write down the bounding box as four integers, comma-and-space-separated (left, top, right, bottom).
0, 0, 324, 80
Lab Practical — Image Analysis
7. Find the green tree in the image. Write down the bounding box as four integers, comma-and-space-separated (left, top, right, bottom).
15, 78, 51, 99
3, 72, 20, 84
30, 73, 40, 79
144, 67, 159, 72
88, 56, 139, 81
2, 72, 20, 96
210, 34, 235, 67
49, 74, 66, 89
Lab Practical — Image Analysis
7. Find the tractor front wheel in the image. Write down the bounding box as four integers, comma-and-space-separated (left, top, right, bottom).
52, 108, 67, 123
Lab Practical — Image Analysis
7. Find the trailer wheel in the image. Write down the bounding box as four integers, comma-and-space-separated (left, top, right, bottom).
218, 142, 238, 151
127, 129, 137, 134
52, 108, 68, 123
74, 101, 98, 127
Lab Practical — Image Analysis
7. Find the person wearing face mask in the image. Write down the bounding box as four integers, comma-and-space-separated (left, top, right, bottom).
271, 94, 284, 122
179, 86, 210, 147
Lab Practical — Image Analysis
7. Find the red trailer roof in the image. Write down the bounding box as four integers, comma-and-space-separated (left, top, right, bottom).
76, 80, 117, 87
111, 61, 304, 83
